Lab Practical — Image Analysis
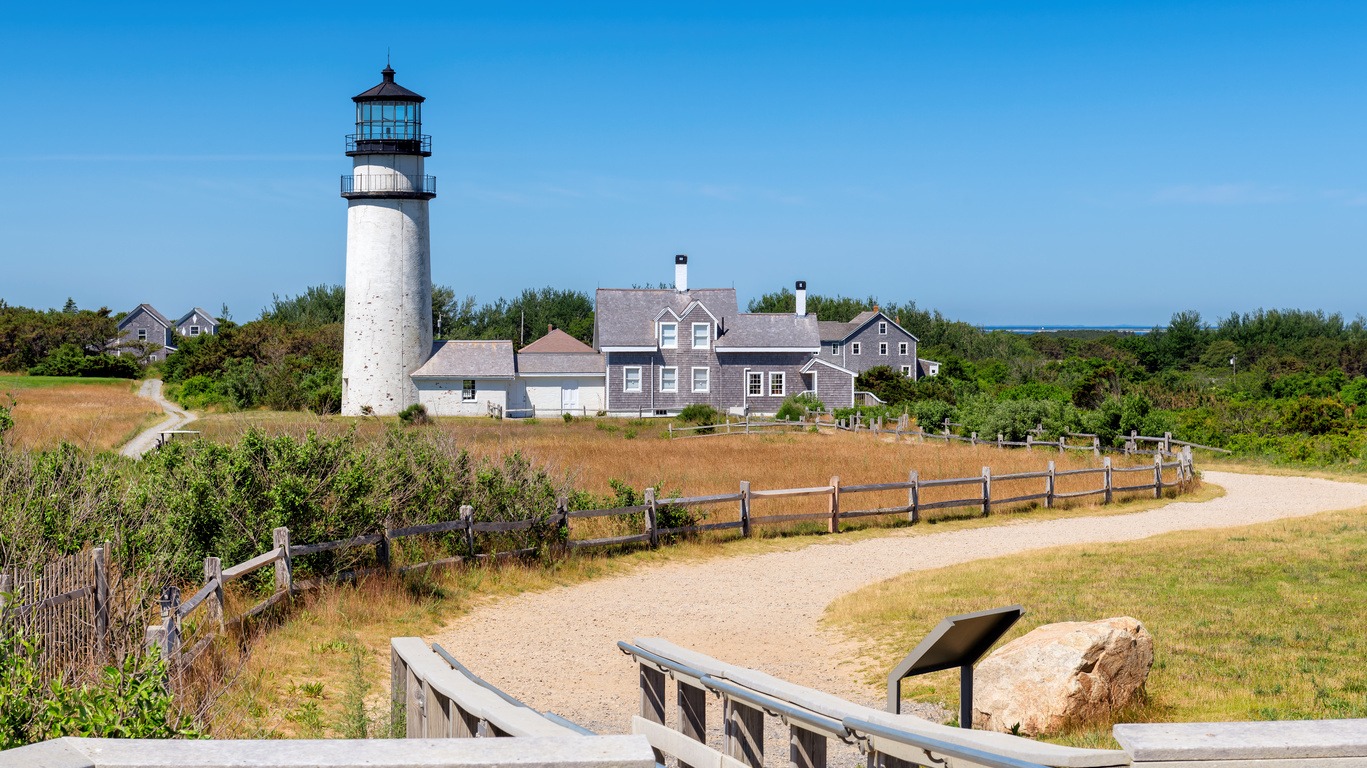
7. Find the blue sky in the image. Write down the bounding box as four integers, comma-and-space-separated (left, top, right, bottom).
3, 2, 1365, 326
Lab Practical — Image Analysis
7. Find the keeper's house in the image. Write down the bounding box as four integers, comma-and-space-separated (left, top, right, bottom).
595, 256, 856, 417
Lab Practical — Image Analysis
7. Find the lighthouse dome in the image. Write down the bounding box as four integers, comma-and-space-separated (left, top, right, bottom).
353, 66, 425, 103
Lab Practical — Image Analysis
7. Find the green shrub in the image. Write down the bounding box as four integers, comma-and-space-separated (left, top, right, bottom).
0, 394, 13, 436
27, 344, 140, 378
562, 412, 574, 423
397, 404, 430, 425
776, 393, 825, 422
677, 404, 720, 425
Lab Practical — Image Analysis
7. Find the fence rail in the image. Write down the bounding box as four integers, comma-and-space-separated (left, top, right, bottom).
9, 445, 1197, 674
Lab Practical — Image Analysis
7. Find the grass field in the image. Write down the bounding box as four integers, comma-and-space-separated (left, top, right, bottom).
0, 374, 159, 452
824, 506, 1367, 747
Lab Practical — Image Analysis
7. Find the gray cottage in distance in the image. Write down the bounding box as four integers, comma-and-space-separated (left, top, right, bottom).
595, 256, 856, 416
114, 304, 219, 362
817, 309, 939, 379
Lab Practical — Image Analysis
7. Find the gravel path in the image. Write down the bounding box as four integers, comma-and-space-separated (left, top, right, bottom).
428, 471, 1367, 740
119, 379, 196, 458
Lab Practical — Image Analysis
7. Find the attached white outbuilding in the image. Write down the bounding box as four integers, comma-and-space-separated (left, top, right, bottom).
510, 329, 606, 416
412, 340, 516, 417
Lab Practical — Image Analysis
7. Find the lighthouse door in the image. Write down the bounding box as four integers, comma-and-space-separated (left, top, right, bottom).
561, 381, 579, 412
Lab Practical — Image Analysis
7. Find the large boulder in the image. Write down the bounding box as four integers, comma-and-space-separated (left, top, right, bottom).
972, 617, 1153, 735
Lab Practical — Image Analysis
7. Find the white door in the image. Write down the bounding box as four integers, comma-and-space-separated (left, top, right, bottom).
561, 381, 579, 411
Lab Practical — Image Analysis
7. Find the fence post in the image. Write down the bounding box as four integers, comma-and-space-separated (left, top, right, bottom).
645, 487, 659, 548
1058, 435, 1066, 454
1045, 461, 1055, 509
668, 423, 673, 439
981, 467, 991, 517
556, 496, 570, 551
158, 585, 181, 660
907, 470, 919, 523
943, 417, 950, 435
1154, 453, 1164, 498
997, 433, 1004, 448
1164, 432, 1173, 454
828, 476, 841, 533
1093, 436, 1101, 457
93, 544, 110, 661
1026, 435, 1033, 451
970, 431, 978, 446
273, 526, 293, 593
739, 481, 751, 537
460, 505, 475, 558
1103, 457, 1114, 504
204, 556, 224, 634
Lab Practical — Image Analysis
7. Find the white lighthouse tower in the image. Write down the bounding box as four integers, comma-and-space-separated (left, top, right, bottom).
340, 65, 436, 416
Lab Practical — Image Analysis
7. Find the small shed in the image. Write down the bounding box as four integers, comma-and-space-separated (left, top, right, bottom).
412, 340, 516, 416
514, 329, 606, 416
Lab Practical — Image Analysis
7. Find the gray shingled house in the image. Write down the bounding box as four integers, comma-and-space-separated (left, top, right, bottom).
595, 257, 855, 416
174, 308, 220, 341
114, 304, 177, 362
817, 309, 939, 379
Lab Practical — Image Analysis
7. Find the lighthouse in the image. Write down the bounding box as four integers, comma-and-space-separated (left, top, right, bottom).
340, 66, 436, 416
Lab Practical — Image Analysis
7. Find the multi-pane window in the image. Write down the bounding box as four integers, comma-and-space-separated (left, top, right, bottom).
660, 367, 678, 392
137, 329, 147, 341
878, 322, 888, 335
189, 326, 201, 336
355, 101, 422, 140
748, 372, 763, 396
692, 367, 709, 393
769, 372, 785, 396
879, 342, 888, 355
851, 342, 861, 355
624, 367, 642, 392
831, 343, 840, 354
462, 380, 476, 401
660, 323, 678, 348
692, 323, 710, 349
901, 365, 912, 376
899, 342, 909, 355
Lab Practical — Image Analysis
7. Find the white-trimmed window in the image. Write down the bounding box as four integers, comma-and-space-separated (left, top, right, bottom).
830, 342, 840, 354
878, 321, 888, 335
462, 380, 476, 401
624, 366, 642, 392
769, 372, 785, 397
692, 367, 710, 393
747, 372, 763, 396
851, 342, 861, 355
692, 322, 710, 349
901, 365, 912, 376
137, 329, 147, 341
660, 322, 678, 349
879, 342, 888, 355
189, 326, 201, 336
660, 367, 678, 393
899, 342, 908, 355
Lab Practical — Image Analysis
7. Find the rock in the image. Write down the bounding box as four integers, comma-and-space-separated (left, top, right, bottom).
971, 616, 1153, 735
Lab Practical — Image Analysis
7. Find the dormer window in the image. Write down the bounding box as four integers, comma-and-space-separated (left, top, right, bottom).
660, 322, 678, 349
878, 321, 888, 335
692, 322, 710, 349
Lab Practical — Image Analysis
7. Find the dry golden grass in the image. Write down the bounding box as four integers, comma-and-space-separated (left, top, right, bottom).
0, 375, 160, 452
825, 505, 1367, 747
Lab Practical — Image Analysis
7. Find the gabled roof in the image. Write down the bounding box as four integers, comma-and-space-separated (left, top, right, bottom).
595, 288, 739, 348
175, 308, 218, 327
118, 304, 172, 330
715, 313, 820, 352
817, 309, 920, 343
520, 329, 595, 354
411, 341, 515, 379
516, 352, 606, 376
802, 357, 856, 377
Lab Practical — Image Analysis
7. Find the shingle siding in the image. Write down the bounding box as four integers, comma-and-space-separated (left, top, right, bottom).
817, 312, 918, 379
116, 308, 175, 362
812, 363, 855, 410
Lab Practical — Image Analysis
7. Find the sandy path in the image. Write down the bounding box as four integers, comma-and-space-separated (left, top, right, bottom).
119, 379, 196, 458
428, 471, 1367, 737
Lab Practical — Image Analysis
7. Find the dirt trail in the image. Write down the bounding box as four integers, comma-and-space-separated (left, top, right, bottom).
429, 471, 1367, 736
119, 379, 196, 458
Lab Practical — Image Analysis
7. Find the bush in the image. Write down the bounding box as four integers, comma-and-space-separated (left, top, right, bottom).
27, 344, 140, 378
397, 404, 430, 425
677, 404, 720, 425
562, 412, 574, 423
776, 393, 825, 422
0, 395, 13, 437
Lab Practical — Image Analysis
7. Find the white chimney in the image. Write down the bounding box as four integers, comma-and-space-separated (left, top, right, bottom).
675, 255, 688, 292
795, 280, 807, 316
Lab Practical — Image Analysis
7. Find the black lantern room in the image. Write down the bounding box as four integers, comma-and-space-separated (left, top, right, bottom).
347, 67, 431, 156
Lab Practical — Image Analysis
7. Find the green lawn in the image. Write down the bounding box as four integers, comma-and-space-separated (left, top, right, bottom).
825, 506, 1367, 747
0, 373, 139, 390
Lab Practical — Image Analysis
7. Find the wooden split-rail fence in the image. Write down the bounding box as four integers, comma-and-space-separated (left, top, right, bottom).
7, 447, 1196, 675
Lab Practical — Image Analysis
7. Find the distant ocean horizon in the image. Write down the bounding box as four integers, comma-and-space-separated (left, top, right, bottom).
982, 325, 1153, 335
